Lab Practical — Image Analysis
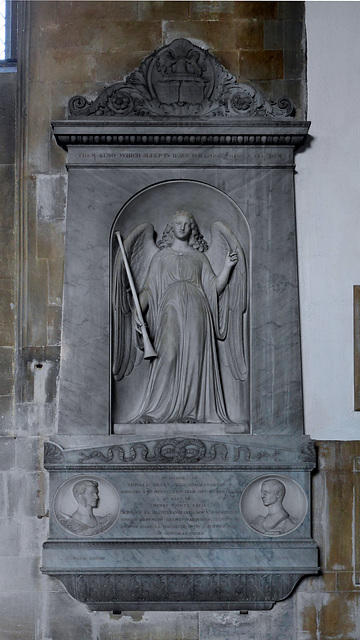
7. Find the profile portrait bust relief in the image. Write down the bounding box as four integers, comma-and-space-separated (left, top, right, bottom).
251, 478, 297, 535
57, 479, 112, 536
112, 210, 248, 424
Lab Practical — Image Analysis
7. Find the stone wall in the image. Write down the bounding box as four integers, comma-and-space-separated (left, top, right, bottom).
2, 439, 360, 639
0, 71, 16, 434
2, 2, 360, 638
6, 0, 307, 438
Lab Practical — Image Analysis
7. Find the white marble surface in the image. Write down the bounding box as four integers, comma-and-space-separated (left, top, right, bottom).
58, 145, 303, 435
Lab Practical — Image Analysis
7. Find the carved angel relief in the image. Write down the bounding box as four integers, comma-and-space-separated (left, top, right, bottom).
112, 211, 248, 425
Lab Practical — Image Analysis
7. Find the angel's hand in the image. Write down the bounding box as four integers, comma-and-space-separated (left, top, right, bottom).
225, 250, 239, 269
133, 309, 143, 334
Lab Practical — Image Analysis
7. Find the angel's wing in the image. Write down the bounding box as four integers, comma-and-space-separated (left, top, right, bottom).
208, 221, 248, 381
112, 223, 158, 381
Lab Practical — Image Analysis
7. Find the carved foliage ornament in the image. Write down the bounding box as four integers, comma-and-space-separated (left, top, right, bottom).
44, 442, 64, 464
59, 572, 303, 607
68, 39, 294, 119
44, 439, 316, 468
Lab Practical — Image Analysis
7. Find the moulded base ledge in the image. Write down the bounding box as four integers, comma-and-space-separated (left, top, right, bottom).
43, 569, 318, 612
91, 601, 274, 612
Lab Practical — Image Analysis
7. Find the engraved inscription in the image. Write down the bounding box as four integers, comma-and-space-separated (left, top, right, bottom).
69, 148, 291, 166
116, 471, 242, 538
78, 151, 284, 161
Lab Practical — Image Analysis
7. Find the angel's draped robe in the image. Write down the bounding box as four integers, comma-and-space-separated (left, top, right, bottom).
133, 247, 230, 423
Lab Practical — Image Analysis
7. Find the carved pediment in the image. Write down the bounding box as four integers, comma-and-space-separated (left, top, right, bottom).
68, 38, 294, 119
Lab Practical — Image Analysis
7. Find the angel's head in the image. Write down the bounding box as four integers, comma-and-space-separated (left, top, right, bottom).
158, 210, 209, 252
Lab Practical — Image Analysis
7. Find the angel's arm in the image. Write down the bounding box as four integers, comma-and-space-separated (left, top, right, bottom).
112, 223, 157, 380
139, 288, 149, 314
216, 250, 239, 295
208, 221, 248, 381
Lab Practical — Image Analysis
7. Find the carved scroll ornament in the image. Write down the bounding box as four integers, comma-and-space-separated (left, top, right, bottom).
44, 439, 316, 469
68, 38, 294, 119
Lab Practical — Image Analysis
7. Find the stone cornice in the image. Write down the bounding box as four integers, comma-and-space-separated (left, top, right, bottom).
53, 120, 310, 151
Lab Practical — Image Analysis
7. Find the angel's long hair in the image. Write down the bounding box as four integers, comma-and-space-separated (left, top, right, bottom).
157, 211, 209, 252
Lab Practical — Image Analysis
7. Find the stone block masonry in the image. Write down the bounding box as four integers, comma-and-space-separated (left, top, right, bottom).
0, 72, 16, 436
3, 2, 355, 639
22, 0, 306, 382
0, 440, 359, 638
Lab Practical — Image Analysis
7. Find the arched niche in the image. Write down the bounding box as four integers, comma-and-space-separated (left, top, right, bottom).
110, 179, 251, 429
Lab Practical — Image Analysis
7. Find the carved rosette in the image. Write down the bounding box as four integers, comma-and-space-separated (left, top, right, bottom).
68, 38, 294, 120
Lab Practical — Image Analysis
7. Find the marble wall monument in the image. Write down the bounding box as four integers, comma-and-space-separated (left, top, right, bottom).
42, 39, 318, 611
